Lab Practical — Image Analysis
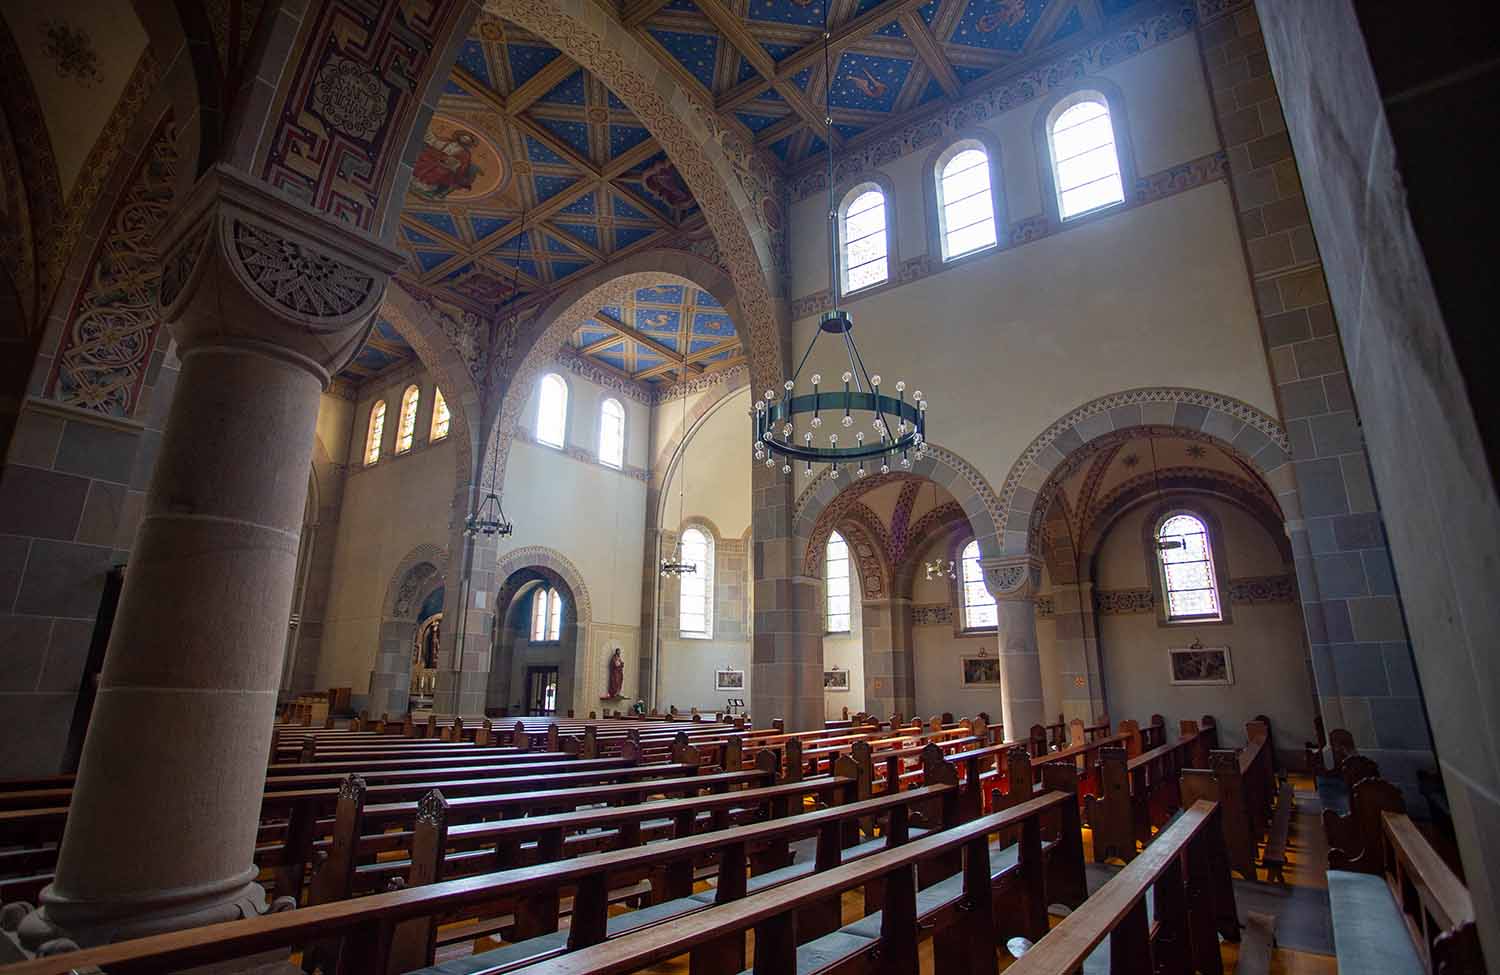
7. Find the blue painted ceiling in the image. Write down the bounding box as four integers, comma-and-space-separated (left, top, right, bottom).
570, 284, 740, 384
354, 0, 1148, 386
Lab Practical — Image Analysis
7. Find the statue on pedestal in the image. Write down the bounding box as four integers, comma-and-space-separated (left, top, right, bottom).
606, 647, 625, 700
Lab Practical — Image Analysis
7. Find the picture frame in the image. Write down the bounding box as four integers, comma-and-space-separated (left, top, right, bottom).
960, 655, 1001, 686
714, 669, 745, 691
823, 669, 850, 691
1168, 646, 1233, 685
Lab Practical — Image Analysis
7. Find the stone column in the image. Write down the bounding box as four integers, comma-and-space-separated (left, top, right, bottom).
984, 555, 1046, 736
435, 483, 499, 717
751, 462, 823, 732
20, 166, 399, 948
1049, 582, 1106, 722
859, 597, 915, 718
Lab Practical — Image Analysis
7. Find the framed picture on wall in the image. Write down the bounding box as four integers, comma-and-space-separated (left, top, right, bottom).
1168, 646, 1233, 685
714, 669, 745, 691
823, 670, 850, 691
960, 656, 1001, 686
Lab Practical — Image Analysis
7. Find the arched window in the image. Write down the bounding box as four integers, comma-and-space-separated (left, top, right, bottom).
430, 388, 451, 442
840, 186, 888, 293
395, 385, 420, 454
960, 540, 997, 630
599, 398, 625, 469
678, 527, 713, 638
364, 400, 386, 466
1156, 513, 1222, 621
937, 145, 997, 260
1048, 94, 1125, 220
536, 373, 568, 448
530, 587, 564, 641
826, 531, 851, 634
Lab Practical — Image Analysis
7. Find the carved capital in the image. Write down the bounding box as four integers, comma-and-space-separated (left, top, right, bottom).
981, 555, 1043, 602
155, 165, 404, 383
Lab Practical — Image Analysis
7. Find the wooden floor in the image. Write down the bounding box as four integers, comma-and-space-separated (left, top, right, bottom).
433, 774, 1341, 974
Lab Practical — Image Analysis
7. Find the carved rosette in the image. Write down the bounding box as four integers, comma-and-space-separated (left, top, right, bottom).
982, 556, 1043, 602
416, 789, 448, 827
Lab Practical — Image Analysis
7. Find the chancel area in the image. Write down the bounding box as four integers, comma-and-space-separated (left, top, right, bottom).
0, 0, 1496, 972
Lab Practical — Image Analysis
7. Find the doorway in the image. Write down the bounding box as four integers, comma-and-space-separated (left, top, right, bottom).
525, 666, 559, 715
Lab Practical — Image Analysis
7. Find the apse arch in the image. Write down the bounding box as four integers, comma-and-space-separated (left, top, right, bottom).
490, 545, 595, 715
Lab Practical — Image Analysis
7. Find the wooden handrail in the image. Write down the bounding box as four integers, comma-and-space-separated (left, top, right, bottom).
1380, 810, 1483, 973
1005, 800, 1230, 974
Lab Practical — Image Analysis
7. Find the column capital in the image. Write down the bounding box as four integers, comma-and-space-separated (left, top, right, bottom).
980, 554, 1043, 602
156, 164, 406, 384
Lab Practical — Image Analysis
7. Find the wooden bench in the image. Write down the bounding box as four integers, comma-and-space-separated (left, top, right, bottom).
1178, 720, 1276, 879
1323, 773, 1407, 873
1084, 721, 1214, 864
1001, 799, 1240, 975
1260, 778, 1294, 885
1325, 809, 1484, 974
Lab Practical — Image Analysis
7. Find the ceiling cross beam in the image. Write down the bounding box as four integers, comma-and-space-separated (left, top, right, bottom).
592, 309, 704, 373
899, 12, 961, 97
506, 55, 582, 115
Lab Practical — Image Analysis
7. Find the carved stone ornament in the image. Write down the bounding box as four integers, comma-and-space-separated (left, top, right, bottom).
310, 54, 389, 141
230, 220, 377, 319
158, 220, 210, 311
983, 557, 1042, 601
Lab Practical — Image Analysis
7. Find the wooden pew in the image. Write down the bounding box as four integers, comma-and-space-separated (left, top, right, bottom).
1178, 720, 1276, 880
0, 781, 982, 975
1324, 808, 1485, 974
998, 799, 1240, 975
1324, 774, 1407, 873
1084, 721, 1214, 863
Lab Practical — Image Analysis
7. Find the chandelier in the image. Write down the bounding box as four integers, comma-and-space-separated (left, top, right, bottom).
750, 28, 930, 481
463, 203, 527, 539
922, 483, 954, 578
661, 373, 698, 577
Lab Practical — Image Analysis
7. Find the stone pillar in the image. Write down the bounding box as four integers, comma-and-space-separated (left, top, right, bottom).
860, 597, 915, 718
984, 555, 1046, 736
1049, 582, 1106, 722
20, 166, 398, 947
751, 462, 822, 732
435, 484, 499, 717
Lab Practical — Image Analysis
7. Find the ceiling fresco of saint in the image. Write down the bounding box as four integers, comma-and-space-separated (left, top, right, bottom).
365, 0, 1154, 389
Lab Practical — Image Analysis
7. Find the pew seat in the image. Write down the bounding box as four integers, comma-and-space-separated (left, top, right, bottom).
413, 830, 932, 975
1261, 779, 1293, 884
1326, 870, 1423, 975
1315, 776, 1349, 815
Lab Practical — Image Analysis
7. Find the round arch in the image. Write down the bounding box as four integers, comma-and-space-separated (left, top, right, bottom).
370, 543, 450, 716
995, 388, 1292, 558
490, 545, 596, 715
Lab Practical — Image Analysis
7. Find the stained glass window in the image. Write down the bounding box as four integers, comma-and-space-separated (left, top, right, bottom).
364, 400, 386, 466
1157, 513, 1222, 621
1049, 96, 1125, 219
679, 528, 712, 638
599, 398, 625, 469
395, 385, 420, 454
841, 187, 888, 292
961, 540, 997, 630
826, 531, 851, 633
938, 146, 998, 260
537, 373, 568, 448
430, 388, 451, 442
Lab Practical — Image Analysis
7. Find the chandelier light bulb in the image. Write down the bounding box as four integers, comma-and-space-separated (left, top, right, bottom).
896, 381, 906, 392
919, 399, 929, 412
856, 465, 867, 478
811, 415, 822, 428
811, 373, 821, 385
830, 466, 839, 479
829, 433, 838, 444
755, 400, 765, 412
856, 432, 865, 443
842, 371, 853, 383
765, 389, 775, 400
881, 462, 890, 474
784, 380, 794, 391
804, 432, 813, 444
913, 390, 923, 401
765, 457, 774, 468
901, 455, 912, 469
782, 464, 792, 475
783, 423, 793, 437
841, 414, 853, 427
871, 375, 881, 386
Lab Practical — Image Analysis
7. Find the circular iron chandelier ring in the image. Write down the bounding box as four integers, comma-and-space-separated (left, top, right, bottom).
755, 391, 924, 462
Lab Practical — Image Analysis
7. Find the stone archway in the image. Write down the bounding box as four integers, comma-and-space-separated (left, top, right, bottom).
490, 546, 595, 715
371, 543, 449, 716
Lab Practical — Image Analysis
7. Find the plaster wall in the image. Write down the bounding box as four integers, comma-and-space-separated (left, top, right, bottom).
315, 369, 458, 701
787, 33, 1276, 499
909, 535, 1004, 721
822, 576, 865, 720
1093, 497, 1316, 753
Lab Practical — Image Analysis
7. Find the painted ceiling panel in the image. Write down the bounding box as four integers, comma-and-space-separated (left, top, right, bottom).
830, 52, 914, 114
745, 0, 827, 28
507, 43, 563, 86
647, 28, 721, 91
947, 0, 1050, 53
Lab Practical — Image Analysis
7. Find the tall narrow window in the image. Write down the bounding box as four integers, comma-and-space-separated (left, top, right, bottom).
960, 540, 997, 630
826, 531, 851, 634
1048, 95, 1125, 219
841, 186, 888, 293
530, 587, 564, 641
536, 373, 568, 448
678, 527, 713, 638
395, 385, 420, 454
599, 398, 625, 469
1157, 513, 1221, 621
430, 388, 451, 442
937, 145, 997, 260
364, 400, 386, 466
